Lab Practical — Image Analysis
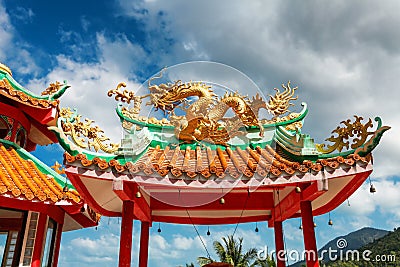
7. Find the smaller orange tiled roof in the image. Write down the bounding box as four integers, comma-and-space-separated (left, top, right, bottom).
65, 145, 371, 179
0, 78, 59, 109
0, 143, 80, 203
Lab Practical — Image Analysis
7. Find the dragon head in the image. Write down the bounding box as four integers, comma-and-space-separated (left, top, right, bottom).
267, 81, 298, 118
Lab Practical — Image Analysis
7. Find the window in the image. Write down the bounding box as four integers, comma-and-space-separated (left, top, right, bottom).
41, 219, 57, 267
0, 232, 7, 266
0, 117, 9, 140
15, 127, 27, 148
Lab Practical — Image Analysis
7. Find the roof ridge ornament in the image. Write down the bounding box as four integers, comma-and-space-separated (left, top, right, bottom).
58, 107, 120, 153
316, 115, 390, 155
41, 81, 63, 96
108, 70, 303, 146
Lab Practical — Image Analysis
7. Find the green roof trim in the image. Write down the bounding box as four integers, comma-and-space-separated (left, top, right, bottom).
0, 69, 69, 101
116, 102, 309, 132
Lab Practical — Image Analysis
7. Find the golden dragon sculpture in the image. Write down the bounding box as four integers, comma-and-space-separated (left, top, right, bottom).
108, 68, 301, 146
147, 78, 266, 146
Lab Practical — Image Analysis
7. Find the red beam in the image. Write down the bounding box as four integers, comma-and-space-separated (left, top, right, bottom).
19, 104, 55, 125
301, 201, 319, 267
0, 195, 66, 224
119, 201, 134, 267
0, 218, 23, 231
112, 180, 151, 222
139, 221, 150, 267
52, 212, 65, 267
152, 214, 271, 225
274, 221, 286, 267
0, 102, 30, 131
150, 191, 274, 211
270, 182, 327, 226
31, 213, 48, 267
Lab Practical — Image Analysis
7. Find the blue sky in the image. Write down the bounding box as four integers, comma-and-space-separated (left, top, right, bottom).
1, 0, 400, 266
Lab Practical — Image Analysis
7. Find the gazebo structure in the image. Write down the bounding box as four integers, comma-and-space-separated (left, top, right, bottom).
0, 63, 99, 267
49, 70, 389, 267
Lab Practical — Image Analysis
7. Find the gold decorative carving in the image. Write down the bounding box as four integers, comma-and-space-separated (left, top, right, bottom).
107, 82, 136, 103
51, 161, 65, 175
41, 81, 62, 96
316, 115, 374, 154
267, 81, 298, 118
285, 121, 303, 131
147, 79, 267, 145
60, 107, 119, 153
59, 107, 74, 119
108, 71, 304, 145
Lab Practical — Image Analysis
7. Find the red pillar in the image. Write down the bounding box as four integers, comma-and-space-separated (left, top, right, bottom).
52, 217, 64, 267
274, 221, 286, 267
31, 213, 48, 267
139, 221, 150, 267
300, 201, 319, 267
119, 201, 134, 267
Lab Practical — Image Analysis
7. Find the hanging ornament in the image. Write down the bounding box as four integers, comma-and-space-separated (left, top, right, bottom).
255, 222, 259, 233
207, 226, 210, 236
328, 212, 333, 226
295, 186, 301, 193
220, 197, 225, 204
368, 177, 376, 193
157, 222, 162, 233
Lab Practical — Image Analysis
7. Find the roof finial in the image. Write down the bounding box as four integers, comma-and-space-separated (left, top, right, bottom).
0, 62, 12, 76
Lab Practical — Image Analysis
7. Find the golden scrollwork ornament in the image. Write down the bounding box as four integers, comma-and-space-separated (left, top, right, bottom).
59, 107, 119, 153
41, 81, 62, 96
316, 115, 374, 154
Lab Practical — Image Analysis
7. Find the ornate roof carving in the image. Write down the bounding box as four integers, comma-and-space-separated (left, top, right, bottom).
108, 70, 302, 146
56, 107, 120, 154
65, 145, 371, 179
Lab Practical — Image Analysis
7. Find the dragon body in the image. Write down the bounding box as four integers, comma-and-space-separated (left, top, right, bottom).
149, 81, 265, 146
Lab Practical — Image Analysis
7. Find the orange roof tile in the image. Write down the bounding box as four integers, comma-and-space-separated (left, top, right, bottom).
0, 144, 80, 203
65, 145, 371, 179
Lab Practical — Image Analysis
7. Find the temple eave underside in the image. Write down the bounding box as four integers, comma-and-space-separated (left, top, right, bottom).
64, 157, 372, 225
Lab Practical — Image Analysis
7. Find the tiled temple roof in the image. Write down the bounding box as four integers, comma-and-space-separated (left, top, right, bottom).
0, 143, 80, 203
0, 78, 59, 109
65, 145, 371, 179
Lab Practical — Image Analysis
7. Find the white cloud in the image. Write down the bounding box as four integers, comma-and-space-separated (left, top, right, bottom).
0, 2, 14, 59
0, 2, 40, 76
116, 0, 400, 179
336, 179, 400, 228
13, 6, 35, 23
61, 234, 119, 265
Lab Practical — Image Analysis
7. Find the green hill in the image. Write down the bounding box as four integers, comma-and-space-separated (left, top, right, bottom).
325, 227, 400, 267
290, 227, 389, 267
